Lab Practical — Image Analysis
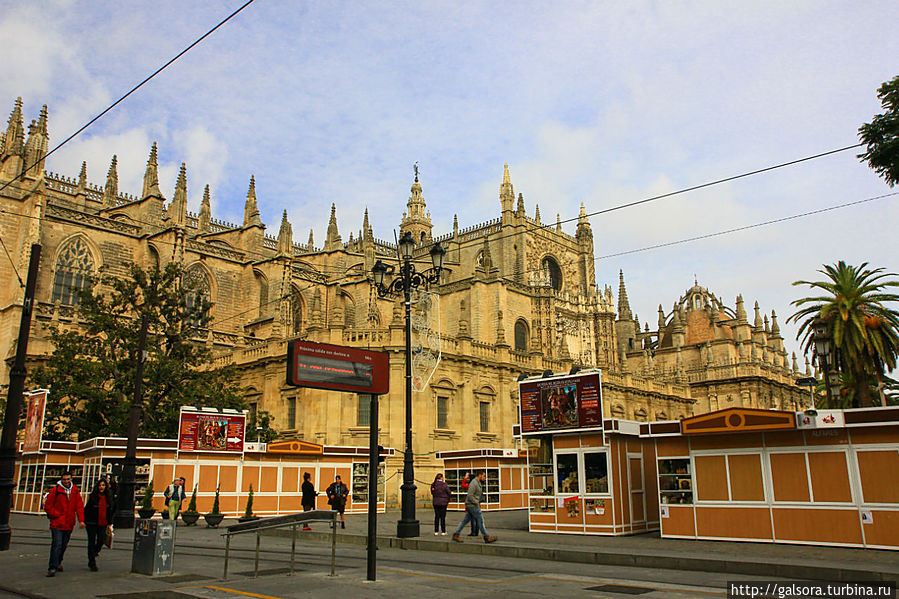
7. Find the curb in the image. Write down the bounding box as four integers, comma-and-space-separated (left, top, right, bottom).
261, 528, 896, 582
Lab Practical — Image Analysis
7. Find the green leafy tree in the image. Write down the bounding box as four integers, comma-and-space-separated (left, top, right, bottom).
789, 261, 899, 408
210, 484, 221, 515
30, 262, 247, 440
243, 484, 256, 519
185, 484, 198, 514
141, 480, 155, 510
859, 75, 899, 187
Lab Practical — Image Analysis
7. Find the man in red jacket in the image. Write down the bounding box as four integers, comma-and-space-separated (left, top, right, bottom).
43, 471, 85, 577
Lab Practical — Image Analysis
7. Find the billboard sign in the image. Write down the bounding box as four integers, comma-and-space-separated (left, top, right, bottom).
177, 408, 246, 453
519, 371, 603, 435
286, 340, 389, 394
23, 389, 49, 453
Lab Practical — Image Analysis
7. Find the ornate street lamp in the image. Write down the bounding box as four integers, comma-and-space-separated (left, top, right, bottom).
370, 231, 445, 538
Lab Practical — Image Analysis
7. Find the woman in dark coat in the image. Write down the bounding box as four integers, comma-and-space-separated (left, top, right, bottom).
83, 478, 115, 571
430, 473, 451, 535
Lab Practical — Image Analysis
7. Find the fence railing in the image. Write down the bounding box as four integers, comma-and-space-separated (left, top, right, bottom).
221, 509, 338, 579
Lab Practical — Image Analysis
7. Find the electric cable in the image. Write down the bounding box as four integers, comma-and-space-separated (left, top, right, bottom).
0, 233, 24, 286
0, 0, 257, 196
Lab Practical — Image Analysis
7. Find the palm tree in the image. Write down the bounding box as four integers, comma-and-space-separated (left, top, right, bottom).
789, 261, 899, 408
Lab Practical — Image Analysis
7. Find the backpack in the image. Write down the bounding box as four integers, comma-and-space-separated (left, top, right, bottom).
41, 488, 55, 518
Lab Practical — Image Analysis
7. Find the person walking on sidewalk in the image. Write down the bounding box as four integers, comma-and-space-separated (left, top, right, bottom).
164, 478, 186, 521
460, 472, 479, 536
452, 471, 496, 544
326, 475, 349, 529
43, 470, 85, 577
83, 478, 115, 572
430, 473, 451, 535
301, 472, 317, 531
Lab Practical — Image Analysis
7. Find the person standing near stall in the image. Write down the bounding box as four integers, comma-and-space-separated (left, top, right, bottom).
325, 475, 349, 529
430, 473, 451, 535
301, 472, 317, 531
84, 478, 115, 571
451, 471, 497, 544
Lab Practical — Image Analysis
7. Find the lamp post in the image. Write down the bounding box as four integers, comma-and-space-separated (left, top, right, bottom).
371, 231, 445, 538
811, 318, 838, 408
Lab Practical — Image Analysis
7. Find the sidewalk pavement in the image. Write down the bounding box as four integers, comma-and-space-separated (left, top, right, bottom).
268, 508, 899, 582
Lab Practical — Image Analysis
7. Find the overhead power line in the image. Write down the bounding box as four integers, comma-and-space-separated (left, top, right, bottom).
595, 191, 899, 260
0, 0, 257, 196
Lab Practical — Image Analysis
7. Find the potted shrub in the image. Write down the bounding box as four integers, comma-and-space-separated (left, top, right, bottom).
238, 484, 259, 522
204, 484, 224, 528
181, 484, 200, 526
137, 480, 156, 519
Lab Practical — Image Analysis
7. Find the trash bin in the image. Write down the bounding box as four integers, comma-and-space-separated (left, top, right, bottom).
131, 518, 175, 575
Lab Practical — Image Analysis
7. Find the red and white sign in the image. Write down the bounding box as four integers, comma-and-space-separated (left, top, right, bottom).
286, 340, 389, 394
796, 410, 845, 430
23, 389, 48, 453
177, 408, 246, 453
519, 371, 603, 436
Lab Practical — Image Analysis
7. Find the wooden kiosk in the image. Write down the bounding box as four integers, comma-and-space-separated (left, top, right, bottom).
520, 369, 660, 536
645, 406, 899, 550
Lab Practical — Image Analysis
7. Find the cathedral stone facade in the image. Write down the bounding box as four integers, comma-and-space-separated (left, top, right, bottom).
0, 99, 809, 504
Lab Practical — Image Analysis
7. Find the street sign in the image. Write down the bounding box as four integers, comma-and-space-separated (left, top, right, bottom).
519, 370, 603, 436
286, 340, 390, 394
177, 408, 246, 453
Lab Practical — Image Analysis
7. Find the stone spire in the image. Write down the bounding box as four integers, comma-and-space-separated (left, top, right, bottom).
168, 162, 188, 225
23, 104, 49, 176
770, 310, 781, 337
516, 192, 525, 217
198, 185, 211, 233
496, 310, 508, 347
792, 352, 799, 372
142, 142, 162, 199
658, 304, 666, 330
307, 229, 315, 250
500, 163, 514, 215
102, 155, 118, 207
617, 270, 632, 320
576, 202, 592, 241
325, 203, 341, 251
753, 301, 763, 328
764, 315, 770, 334
400, 165, 432, 243
243, 175, 262, 226
453, 214, 459, 237
75, 161, 87, 196
1, 97, 24, 161
362, 207, 373, 242
556, 213, 562, 232
735, 294, 747, 321
278, 210, 293, 255
535, 204, 541, 224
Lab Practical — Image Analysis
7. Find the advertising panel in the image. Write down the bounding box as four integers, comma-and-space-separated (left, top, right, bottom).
287, 340, 389, 394
519, 371, 603, 435
177, 408, 246, 453
23, 389, 49, 453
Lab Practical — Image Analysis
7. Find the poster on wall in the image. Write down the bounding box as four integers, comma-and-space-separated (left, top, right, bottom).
177, 407, 246, 453
23, 389, 49, 453
518, 371, 603, 435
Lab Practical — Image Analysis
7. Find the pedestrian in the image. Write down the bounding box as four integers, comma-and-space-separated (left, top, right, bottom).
430, 473, 451, 535
83, 478, 116, 572
451, 471, 497, 544
325, 474, 349, 529
301, 472, 317, 531
164, 477, 186, 521
43, 470, 85, 577
461, 472, 479, 536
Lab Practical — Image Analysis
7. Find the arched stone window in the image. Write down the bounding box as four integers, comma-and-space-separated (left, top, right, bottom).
541, 256, 562, 291
514, 319, 529, 352
184, 264, 211, 328
51, 237, 95, 305
147, 245, 160, 272
255, 272, 268, 318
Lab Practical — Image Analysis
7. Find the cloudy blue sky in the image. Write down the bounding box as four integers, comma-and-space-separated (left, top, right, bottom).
2, 0, 898, 360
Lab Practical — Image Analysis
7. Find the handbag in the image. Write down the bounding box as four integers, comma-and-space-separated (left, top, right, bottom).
104, 525, 114, 549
